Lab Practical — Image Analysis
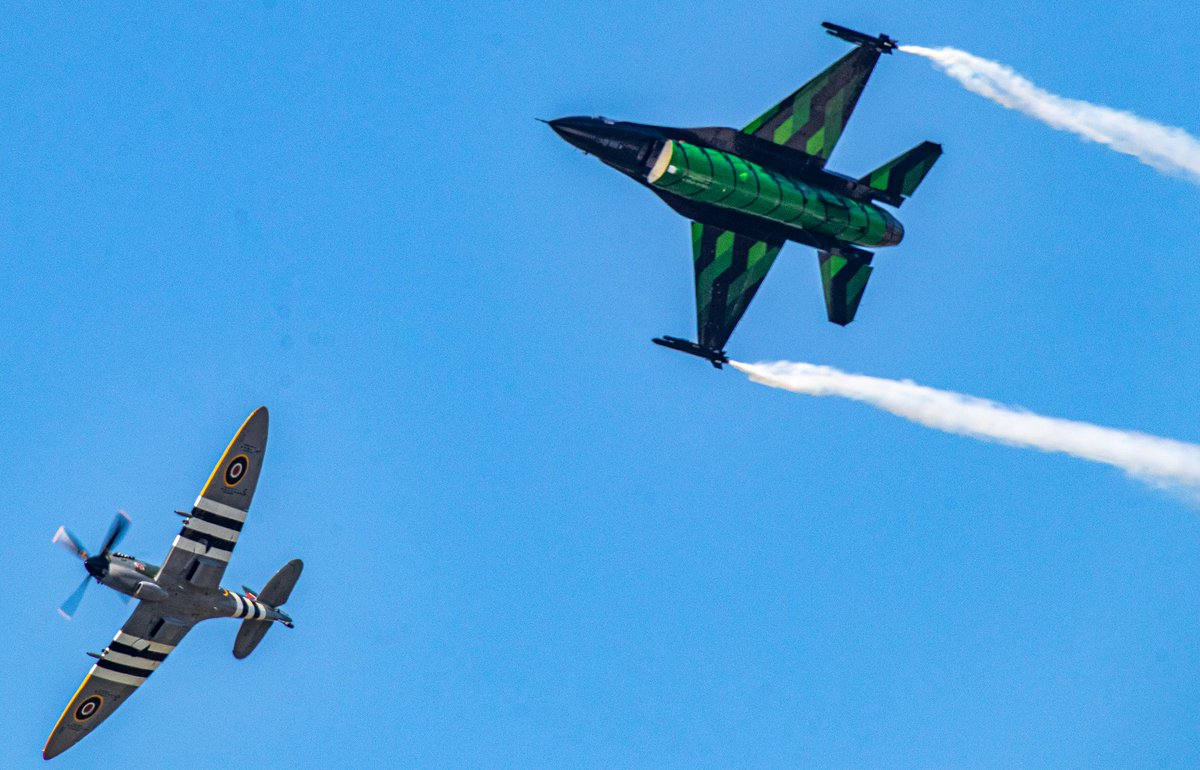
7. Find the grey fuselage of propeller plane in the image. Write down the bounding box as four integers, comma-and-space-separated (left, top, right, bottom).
43, 406, 304, 761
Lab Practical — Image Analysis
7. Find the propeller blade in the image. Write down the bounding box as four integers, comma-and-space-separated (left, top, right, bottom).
58, 575, 91, 620
52, 527, 88, 560
100, 510, 132, 555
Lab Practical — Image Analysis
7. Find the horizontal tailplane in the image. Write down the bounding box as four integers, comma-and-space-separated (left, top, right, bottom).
818, 247, 875, 326
861, 141, 942, 206
233, 559, 303, 660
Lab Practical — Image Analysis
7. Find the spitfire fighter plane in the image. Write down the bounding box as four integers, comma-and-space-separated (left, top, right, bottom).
43, 406, 302, 760
549, 22, 942, 367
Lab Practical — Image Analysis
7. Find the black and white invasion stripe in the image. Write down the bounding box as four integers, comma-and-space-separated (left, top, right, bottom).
229, 591, 272, 621
90, 631, 175, 687
170, 497, 246, 563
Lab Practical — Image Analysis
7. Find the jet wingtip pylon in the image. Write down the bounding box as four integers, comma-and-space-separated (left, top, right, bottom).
652, 336, 728, 369
821, 21, 898, 54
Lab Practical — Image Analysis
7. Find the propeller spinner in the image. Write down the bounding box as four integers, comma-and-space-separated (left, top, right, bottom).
52, 511, 131, 619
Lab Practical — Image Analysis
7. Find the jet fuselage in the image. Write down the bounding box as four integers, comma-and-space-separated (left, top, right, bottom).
550, 116, 904, 250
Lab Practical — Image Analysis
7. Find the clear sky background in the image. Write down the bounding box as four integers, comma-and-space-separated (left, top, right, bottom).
3, 2, 1199, 767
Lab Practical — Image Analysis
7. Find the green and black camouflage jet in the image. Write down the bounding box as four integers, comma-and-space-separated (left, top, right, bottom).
549, 22, 942, 367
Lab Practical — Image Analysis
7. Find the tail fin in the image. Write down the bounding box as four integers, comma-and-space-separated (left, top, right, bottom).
233, 559, 303, 660
860, 141, 942, 206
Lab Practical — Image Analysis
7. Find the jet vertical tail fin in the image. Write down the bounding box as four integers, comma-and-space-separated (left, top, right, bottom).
860, 141, 942, 206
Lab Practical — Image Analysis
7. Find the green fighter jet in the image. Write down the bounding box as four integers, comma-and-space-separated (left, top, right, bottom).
549, 22, 941, 368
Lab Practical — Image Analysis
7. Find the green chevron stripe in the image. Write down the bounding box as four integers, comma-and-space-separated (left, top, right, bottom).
691, 224, 784, 350
743, 47, 880, 163
863, 141, 942, 199
696, 229, 735, 315
813, 87, 849, 160
725, 240, 781, 325
900, 154, 938, 195
844, 262, 872, 305
819, 249, 874, 325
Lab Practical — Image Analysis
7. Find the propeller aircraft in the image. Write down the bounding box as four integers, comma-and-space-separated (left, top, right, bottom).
43, 406, 303, 760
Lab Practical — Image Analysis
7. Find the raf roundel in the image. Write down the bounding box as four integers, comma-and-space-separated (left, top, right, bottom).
73, 695, 102, 723
224, 455, 249, 487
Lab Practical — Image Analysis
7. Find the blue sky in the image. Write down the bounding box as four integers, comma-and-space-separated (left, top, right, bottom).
3, 2, 1200, 767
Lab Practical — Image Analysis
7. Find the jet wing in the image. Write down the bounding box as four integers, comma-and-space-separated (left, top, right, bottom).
158, 407, 269, 590
691, 222, 783, 351
742, 45, 882, 164
43, 604, 193, 759
818, 246, 875, 325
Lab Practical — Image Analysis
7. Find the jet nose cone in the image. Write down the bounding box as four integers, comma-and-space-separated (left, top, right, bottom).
548, 116, 659, 176
547, 116, 603, 149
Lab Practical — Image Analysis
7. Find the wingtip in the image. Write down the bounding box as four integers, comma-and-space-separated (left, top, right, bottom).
240, 405, 269, 433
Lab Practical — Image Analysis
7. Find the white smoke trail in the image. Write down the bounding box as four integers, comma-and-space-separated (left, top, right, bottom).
732, 359, 1200, 494
900, 44, 1200, 185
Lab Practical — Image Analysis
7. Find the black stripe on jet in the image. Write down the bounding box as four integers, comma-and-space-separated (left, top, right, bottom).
792, 50, 879, 155
108, 641, 167, 662
702, 235, 752, 350
96, 658, 154, 678
693, 224, 717, 273
190, 507, 245, 533
179, 528, 237, 553
881, 144, 940, 198
693, 227, 719, 341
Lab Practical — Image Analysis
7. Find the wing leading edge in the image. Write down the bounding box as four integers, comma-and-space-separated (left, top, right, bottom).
158, 406, 268, 591
43, 604, 193, 760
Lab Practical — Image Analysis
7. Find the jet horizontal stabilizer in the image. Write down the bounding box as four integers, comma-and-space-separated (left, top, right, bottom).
652, 336, 728, 369
821, 21, 897, 53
